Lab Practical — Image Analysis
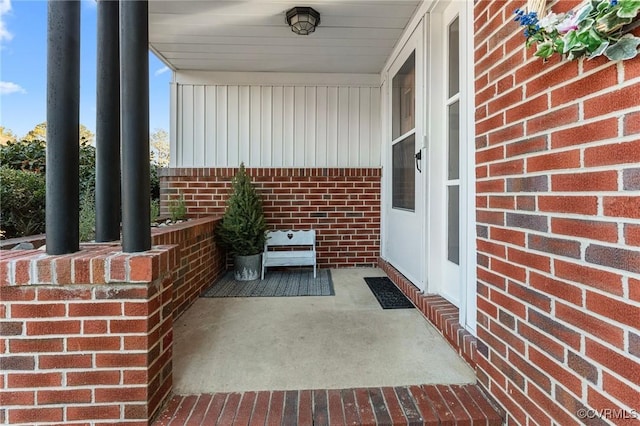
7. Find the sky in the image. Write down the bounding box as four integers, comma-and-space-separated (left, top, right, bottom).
0, 0, 171, 138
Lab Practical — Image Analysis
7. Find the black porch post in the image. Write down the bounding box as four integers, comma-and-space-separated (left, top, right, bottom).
95, 0, 121, 242
120, 0, 151, 252
46, 1, 80, 255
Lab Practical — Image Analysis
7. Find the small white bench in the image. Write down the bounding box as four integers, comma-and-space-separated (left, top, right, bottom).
261, 230, 316, 280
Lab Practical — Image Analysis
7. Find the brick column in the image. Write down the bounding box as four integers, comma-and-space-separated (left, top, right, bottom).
0, 245, 177, 424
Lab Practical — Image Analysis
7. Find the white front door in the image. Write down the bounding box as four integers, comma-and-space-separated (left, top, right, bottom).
384, 23, 425, 290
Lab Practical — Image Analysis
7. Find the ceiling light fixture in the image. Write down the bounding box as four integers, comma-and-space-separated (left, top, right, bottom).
286, 7, 321, 35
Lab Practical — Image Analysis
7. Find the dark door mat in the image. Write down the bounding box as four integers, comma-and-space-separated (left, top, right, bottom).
202, 269, 334, 297
364, 277, 415, 309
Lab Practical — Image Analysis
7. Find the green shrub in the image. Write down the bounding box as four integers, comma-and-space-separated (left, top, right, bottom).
150, 198, 160, 223
0, 138, 96, 197
78, 189, 95, 242
169, 193, 187, 221
214, 163, 267, 256
150, 162, 160, 200
0, 138, 162, 238
0, 139, 46, 172
0, 166, 46, 238
79, 141, 96, 197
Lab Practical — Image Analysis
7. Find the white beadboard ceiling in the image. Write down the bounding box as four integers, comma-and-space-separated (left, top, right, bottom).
149, 0, 421, 73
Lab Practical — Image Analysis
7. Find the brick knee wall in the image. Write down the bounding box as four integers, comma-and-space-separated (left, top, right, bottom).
159, 167, 381, 268
0, 219, 226, 424
475, 1, 640, 424
151, 217, 225, 318
0, 246, 177, 424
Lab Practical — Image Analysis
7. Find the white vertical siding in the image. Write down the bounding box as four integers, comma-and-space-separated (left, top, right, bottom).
238, 86, 250, 165
272, 86, 284, 167
205, 86, 216, 165
227, 86, 239, 165
294, 86, 306, 166
215, 86, 227, 165
348, 87, 360, 166
181, 85, 194, 165
261, 86, 272, 167
359, 89, 371, 167
169, 83, 178, 167
337, 87, 350, 167
193, 85, 205, 167
283, 87, 295, 166
316, 87, 328, 167
250, 86, 261, 166
305, 87, 316, 167
326, 87, 339, 166
370, 88, 382, 165
174, 83, 381, 167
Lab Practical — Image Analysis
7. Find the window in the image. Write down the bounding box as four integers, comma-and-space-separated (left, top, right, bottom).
392, 134, 416, 210
392, 51, 416, 211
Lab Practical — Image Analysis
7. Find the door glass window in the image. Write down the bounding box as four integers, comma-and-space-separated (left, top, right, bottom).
392, 52, 415, 140
447, 185, 459, 264
447, 16, 460, 265
448, 101, 459, 180
392, 50, 416, 211
448, 17, 459, 98
392, 134, 416, 210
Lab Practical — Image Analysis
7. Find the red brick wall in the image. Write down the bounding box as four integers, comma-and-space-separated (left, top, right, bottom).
159, 167, 381, 268
475, 1, 640, 424
152, 217, 225, 318
0, 246, 176, 424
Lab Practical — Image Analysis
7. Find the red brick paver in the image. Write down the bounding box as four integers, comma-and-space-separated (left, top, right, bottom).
153, 385, 502, 425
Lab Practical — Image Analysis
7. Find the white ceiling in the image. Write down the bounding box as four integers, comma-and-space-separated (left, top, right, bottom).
148, 1, 421, 74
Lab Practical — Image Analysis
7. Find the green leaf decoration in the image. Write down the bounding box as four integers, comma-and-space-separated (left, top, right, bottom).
577, 3, 595, 21
579, 18, 596, 31
526, 32, 544, 48
536, 41, 555, 58
588, 40, 610, 58
516, 0, 640, 62
596, 9, 633, 32
617, 0, 640, 18
563, 30, 581, 53
553, 37, 565, 54
604, 34, 640, 60
586, 28, 605, 51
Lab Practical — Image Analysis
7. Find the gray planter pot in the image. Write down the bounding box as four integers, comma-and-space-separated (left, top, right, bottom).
234, 254, 261, 281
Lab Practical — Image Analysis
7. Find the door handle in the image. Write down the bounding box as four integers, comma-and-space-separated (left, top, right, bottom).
415, 150, 422, 173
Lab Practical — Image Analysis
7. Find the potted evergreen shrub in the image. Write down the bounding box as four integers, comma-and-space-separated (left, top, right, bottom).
215, 163, 267, 280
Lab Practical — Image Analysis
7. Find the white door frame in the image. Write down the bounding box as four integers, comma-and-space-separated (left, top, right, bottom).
459, 0, 477, 333
425, 0, 476, 333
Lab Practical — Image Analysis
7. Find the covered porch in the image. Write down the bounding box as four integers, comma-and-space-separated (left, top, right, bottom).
1, 0, 498, 424
150, 0, 486, 418
3, 0, 638, 423
171, 268, 474, 394
155, 267, 499, 425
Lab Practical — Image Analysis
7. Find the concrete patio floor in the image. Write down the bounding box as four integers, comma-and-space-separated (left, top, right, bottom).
172, 268, 476, 394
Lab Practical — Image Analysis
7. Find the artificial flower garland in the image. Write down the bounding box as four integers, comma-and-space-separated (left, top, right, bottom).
514, 0, 640, 61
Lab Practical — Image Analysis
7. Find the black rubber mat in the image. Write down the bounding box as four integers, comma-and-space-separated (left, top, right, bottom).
363, 277, 415, 309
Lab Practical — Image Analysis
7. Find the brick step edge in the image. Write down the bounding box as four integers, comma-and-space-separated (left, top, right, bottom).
152, 384, 503, 426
